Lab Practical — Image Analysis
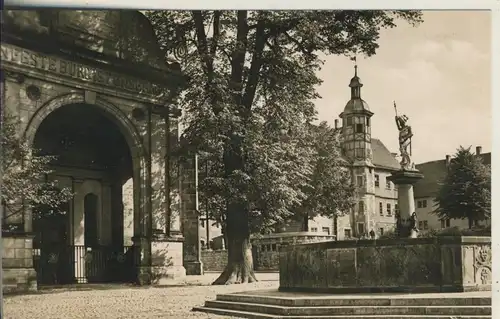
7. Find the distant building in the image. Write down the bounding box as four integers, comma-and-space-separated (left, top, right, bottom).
279, 65, 401, 240
413, 146, 491, 231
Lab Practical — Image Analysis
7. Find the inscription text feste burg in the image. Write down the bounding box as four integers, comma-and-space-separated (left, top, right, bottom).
1, 44, 164, 97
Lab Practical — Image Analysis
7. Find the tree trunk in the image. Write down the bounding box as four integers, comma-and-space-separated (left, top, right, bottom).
302, 214, 309, 231
212, 235, 257, 285
468, 217, 473, 229
333, 216, 338, 240
212, 204, 257, 285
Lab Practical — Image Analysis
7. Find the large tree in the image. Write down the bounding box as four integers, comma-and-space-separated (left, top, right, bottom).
434, 146, 491, 229
147, 10, 422, 284
1, 112, 73, 231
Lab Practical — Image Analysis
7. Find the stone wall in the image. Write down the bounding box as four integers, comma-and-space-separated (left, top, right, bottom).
279, 236, 491, 293
201, 232, 337, 272
2, 235, 37, 294
201, 250, 227, 272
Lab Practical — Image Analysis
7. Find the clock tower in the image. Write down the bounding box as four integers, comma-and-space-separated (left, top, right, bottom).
339, 64, 376, 237
339, 64, 374, 165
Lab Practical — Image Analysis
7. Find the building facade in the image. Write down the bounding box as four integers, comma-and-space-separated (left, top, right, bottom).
330, 66, 400, 240
413, 147, 491, 231
1, 10, 204, 293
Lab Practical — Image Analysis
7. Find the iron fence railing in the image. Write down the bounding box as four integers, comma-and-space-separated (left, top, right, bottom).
33, 245, 136, 285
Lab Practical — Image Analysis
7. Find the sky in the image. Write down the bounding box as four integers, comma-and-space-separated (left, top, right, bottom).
314, 10, 491, 164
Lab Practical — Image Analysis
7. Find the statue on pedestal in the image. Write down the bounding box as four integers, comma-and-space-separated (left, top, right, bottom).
390, 101, 424, 239
394, 102, 415, 171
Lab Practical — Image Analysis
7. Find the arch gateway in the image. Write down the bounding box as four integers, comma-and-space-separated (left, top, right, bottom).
1, 10, 203, 293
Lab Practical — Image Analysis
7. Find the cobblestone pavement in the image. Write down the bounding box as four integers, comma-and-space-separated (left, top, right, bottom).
3, 272, 279, 319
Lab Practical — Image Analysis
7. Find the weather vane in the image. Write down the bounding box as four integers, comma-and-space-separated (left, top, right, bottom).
350, 55, 358, 75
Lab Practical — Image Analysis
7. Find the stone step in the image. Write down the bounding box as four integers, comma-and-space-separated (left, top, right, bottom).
204, 300, 491, 316
192, 306, 280, 319
217, 293, 492, 307
192, 306, 492, 319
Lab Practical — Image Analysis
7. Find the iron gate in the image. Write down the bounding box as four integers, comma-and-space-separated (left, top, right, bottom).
33, 245, 137, 285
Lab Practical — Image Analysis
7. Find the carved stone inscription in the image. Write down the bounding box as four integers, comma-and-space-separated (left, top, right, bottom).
1, 44, 165, 97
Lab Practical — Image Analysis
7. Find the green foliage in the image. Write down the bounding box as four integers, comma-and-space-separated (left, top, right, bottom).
1, 112, 73, 230
147, 10, 422, 238
297, 122, 357, 221
434, 146, 491, 228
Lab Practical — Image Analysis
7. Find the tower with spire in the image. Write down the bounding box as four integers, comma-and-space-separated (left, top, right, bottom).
338, 62, 377, 237
339, 63, 374, 165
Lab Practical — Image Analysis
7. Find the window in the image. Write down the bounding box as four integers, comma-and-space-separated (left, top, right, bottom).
356, 176, 364, 187
379, 202, 383, 215
395, 204, 399, 215
271, 244, 277, 251
386, 179, 391, 189
355, 123, 363, 133
311, 227, 318, 232
418, 221, 423, 230
386, 203, 392, 216
379, 228, 384, 236
423, 221, 428, 230
347, 117, 353, 125
358, 201, 365, 213
322, 227, 330, 235
357, 223, 365, 236
417, 200, 428, 208
344, 229, 352, 239
441, 219, 450, 228
440, 219, 450, 229
366, 118, 370, 127
374, 175, 380, 187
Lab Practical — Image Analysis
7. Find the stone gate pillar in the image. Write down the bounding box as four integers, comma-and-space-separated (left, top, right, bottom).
1, 71, 38, 294
181, 154, 203, 275
149, 107, 186, 284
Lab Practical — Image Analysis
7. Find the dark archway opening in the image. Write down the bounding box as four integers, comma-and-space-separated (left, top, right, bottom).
32, 103, 135, 285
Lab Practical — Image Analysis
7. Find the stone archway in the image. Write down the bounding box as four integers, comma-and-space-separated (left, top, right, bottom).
25, 92, 151, 284
24, 92, 148, 229
24, 92, 145, 161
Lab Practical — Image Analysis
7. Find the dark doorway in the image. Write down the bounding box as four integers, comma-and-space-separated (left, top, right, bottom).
32, 103, 135, 285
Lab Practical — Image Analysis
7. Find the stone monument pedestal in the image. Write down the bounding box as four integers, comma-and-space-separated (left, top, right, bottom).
151, 234, 186, 284
388, 169, 424, 238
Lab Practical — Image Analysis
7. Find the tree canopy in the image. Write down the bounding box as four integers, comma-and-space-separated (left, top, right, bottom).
294, 122, 357, 231
147, 10, 422, 284
434, 146, 491, 229
1, 112, 73, 231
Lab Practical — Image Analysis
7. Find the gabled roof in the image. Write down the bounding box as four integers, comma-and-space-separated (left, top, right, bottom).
414, 153, 491, 199
371, 138, 400, 171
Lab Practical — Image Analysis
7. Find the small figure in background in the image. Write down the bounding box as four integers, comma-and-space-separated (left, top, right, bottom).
369, 229, 376, 239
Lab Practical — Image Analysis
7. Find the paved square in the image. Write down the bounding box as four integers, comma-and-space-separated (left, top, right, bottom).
3, 273, 279, 319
